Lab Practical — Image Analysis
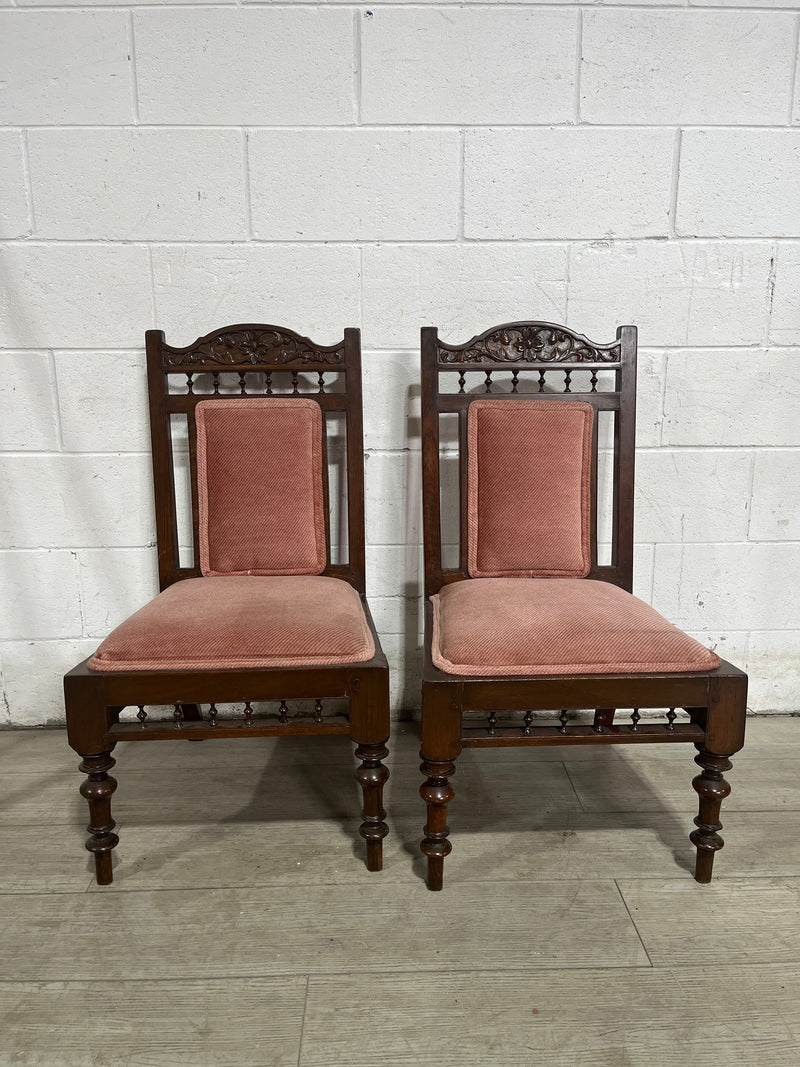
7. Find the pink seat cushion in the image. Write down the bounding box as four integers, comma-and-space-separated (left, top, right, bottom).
431, 578, 720, 676
196, 398, 326, 577
468, 399, 593, 578
88, 576, 374, 671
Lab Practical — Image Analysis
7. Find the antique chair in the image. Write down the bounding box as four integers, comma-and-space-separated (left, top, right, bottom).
419, 320, 747, 890
64, 324, 390, 884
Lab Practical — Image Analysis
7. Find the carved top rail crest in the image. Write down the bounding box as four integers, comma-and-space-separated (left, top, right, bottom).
163, 326, 345, 368
437, 323, 621, 365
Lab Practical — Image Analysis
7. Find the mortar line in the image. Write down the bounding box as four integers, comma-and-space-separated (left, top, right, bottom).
145, 243, 158, 326
295, 976, 311, 1067
48, 349, 66, 453
668, 128, 682, 239
765, 240, 779, 346
2, 236, 798, 247
19, 129, 36, 236
126, 11, 140, 125
14, 2, 800, 9
7, 122, 800, 132
353, 8, 362, 126
457, 128, 466, 241
242, 129, 253, 240
614, 878, 654, 968
574, 8, 583, 126
788, 14, 800, 125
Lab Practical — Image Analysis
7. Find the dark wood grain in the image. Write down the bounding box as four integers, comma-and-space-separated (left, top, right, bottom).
418, 320, 748, 890
64, 324, 390, 884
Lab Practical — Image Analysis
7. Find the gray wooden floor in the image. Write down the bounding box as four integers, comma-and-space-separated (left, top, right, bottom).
2, 718, 800, 1065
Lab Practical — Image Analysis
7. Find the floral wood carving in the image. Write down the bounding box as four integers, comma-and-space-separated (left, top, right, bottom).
439, 326, 619, 364
165, 328, 344, 367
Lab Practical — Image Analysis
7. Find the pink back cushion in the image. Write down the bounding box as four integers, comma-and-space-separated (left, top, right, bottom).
467, 399, 593, 578
196, 398, 326, 576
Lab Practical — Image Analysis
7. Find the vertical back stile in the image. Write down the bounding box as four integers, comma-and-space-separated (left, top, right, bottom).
616, 325, 638, 592
186, 404, 201, 573
421, 327, 444, 597
146, 330, 180, 590
344, 328, 366, 594
589, 410, 599, 572
320, 412, 332, 567
458, 407, 469, 578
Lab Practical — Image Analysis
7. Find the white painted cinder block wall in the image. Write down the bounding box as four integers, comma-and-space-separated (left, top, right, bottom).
1, 2, 799, 724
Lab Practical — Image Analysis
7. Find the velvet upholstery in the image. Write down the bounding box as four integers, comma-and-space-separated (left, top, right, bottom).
431, 578, 720, 676
88, 576, 374, 671
196, 398, 326, 577
467, 399, 593, 578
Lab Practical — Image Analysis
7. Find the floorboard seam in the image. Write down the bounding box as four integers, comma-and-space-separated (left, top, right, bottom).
0, 964, 663, 986
561, 761, 587, 811
614, 878, 654, 968
296, 976, 311, 1067
3, 872, 794, 899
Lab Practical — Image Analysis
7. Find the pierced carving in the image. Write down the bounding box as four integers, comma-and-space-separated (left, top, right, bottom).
438, 324, 620, 365
165, 328, 344, 368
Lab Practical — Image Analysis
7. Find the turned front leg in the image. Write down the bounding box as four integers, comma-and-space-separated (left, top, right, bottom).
420, 759, 455, 892
690, 748, 733, 883
354, 743, 389, 872
79, 752, 119, 885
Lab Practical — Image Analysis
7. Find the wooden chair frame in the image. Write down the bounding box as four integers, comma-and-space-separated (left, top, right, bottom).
419, 321, 747, 890
64, 324, 389, 884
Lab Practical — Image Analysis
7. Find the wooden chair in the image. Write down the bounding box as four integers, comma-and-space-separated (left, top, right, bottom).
419, 320, 747, 890
64, 324, 390, 884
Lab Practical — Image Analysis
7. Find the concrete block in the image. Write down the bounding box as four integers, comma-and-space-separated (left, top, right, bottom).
0, 639, 98, 726
749, 450, 800, 541
365, 452, 423, 547
0, 353, 60, 451
685, 630, 749, 671
368, 596, 423, 640
135, 8, 354, 124
55, 352, 149, 453
662, 350, 800, 446
0, 11, 132, 124
76, 547, 159, 638
634, 449, 752, 543
0, 550, 82, 639
582, 11, 795, 124
366, 543, 423, 600
249, 130, 460, 241
568, 241, 772, 346
0, 244, 152, 349
30, 130, 247, 241
653, 543, 800, 630
361, 8, 576, 124
678, 130, 800, 238
635, 350, 666, 449
363, 350, 421, 453
0, 455, 155, 548
0, 131, 30, 239
465, 128, 674, 239
746, 631, 800, 713
770, 243, 800, 345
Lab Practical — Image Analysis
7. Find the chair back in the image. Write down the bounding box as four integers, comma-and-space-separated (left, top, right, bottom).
146, 324, 366, 593
421, 321, 637, 598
